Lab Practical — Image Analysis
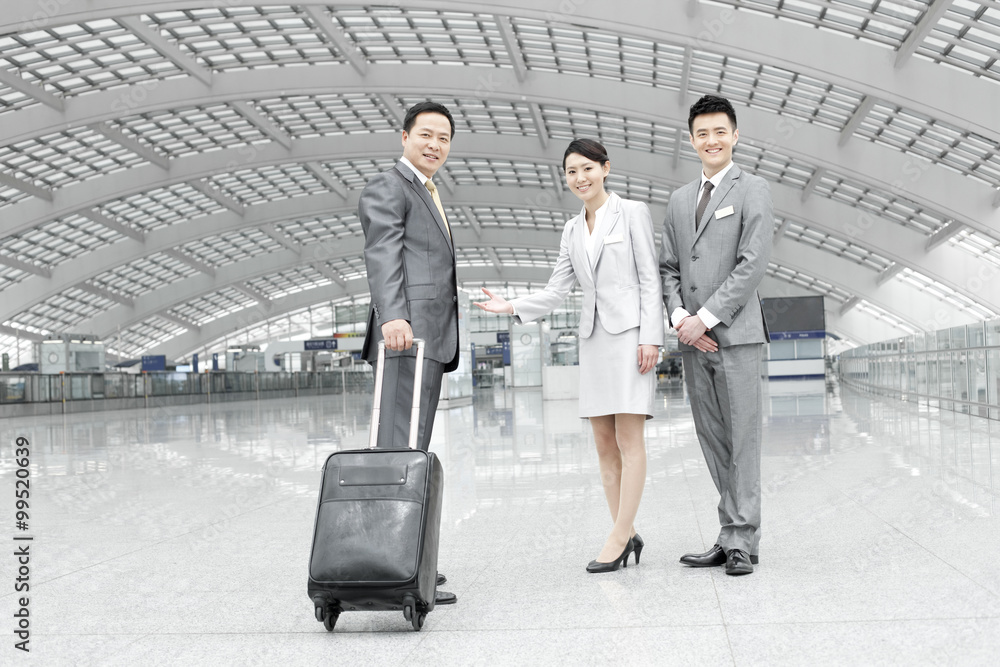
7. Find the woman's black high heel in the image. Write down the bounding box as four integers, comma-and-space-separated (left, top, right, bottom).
631, 533, 644, 565
586, 538, 635, 573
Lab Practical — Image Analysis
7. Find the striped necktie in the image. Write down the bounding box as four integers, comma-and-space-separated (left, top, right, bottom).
696, 180, 714, 230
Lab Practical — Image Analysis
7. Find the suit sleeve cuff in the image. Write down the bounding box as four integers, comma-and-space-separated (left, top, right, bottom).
670, 307, 691, 328
697, 307, 721, 329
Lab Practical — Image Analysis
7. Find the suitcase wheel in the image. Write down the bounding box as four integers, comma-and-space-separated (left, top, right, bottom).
316, 605, 340, 632
402, 596, 425, 632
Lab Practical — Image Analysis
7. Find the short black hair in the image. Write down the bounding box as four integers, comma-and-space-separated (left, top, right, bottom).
562, 138, 610, 171
403, 101, 455, 138
688, 94, 737, 134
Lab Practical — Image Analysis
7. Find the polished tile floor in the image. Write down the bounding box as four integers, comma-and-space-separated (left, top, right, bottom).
1, 377, 998, 665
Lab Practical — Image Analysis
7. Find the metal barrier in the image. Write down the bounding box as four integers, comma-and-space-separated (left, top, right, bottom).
0, 368, 375, 411
839, 319, 1000, 421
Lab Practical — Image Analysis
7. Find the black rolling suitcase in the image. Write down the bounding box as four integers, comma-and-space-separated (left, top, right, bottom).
308, 339, 444, 632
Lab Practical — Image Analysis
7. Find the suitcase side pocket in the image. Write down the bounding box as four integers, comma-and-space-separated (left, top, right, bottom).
310, 497, 423, 584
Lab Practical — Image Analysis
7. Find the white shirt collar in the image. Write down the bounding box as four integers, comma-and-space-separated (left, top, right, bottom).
591, 195, 612, 231
399, 155, 431, 186
699, 161, 735, 193
584, 194, 614, 263
580, 193, 614, 230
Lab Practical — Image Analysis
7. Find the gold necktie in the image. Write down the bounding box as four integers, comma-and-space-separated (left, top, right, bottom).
424, 179, 451, 239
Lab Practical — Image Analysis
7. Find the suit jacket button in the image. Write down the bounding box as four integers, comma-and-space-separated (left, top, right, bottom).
452, 295, 457, 302
691, 256, 699, 261
690, 286, 697, 292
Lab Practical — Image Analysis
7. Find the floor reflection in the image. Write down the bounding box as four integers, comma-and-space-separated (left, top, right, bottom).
839, 383, 997, 518
2, 377, 996, 524
1, 376, 999, 665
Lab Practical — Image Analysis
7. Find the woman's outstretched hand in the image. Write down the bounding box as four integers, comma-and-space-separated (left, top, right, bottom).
473, 287, 515, 315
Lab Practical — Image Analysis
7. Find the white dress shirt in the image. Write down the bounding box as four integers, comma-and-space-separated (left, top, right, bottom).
669, 161, 735, 331
400, 155, 432, 187
584, 197, 612, 264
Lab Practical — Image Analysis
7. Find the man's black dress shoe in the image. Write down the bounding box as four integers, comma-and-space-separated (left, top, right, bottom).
679, 544, 759, 567
435, 590, 457, 605
725, 549, 754, 576
679, 544, 726, 567
437, 573, 447, 586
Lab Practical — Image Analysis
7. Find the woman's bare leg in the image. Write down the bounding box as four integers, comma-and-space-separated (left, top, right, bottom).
590, 415, 622, 524
594, 413, 647, 563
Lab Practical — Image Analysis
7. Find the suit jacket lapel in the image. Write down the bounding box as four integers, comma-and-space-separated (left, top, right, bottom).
567, 211, 593, 283
684, 183, 699, 247
591, 192, 622, 268
394, 161, 455, 255
692, 164, 741, 246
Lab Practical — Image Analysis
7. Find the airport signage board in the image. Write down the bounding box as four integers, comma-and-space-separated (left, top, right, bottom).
304, 339, 338, 350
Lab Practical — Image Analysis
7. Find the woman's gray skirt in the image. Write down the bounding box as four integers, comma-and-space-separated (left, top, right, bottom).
578, 314, 655, 420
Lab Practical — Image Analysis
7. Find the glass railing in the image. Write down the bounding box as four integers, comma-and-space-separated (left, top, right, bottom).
838, 319, 1000, 420
0, 368, 375, 406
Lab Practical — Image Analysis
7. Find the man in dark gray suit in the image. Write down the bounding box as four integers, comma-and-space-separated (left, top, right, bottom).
359, 101, 459, 603
659, 94, 773, 576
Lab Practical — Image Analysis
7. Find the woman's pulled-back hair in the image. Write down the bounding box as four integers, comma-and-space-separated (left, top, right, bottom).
562, 138, 610, 171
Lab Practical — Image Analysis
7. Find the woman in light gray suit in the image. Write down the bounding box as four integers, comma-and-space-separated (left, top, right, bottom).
475, 139, 664, 573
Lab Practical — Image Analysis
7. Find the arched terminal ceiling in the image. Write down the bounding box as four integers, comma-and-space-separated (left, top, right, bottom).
60, 227, 976, 348
1, 0, 997, 357
4, 141, 996, 322
2, 1, 996, 137
3, 68, 998, 238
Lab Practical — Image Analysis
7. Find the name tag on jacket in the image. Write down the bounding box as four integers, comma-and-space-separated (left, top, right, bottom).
715, 205, 735, 219
604, 233, 623, 244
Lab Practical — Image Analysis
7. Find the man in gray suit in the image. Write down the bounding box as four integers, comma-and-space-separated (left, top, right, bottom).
359, 101, 459, 603
659, 94, 773, 576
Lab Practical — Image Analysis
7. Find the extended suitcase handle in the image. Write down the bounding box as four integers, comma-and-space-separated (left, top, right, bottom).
369, 338, 425, 450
